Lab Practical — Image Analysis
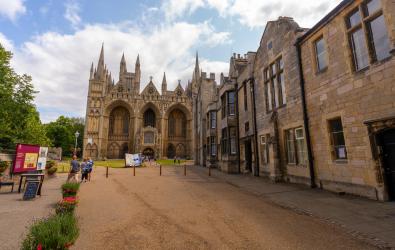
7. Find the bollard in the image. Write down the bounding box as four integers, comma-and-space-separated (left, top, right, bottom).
106, 166, 109, 178
208, 166, 211, 176
160, 164, 162, 176
133, 166, 136, 176
184, 165, 186, 176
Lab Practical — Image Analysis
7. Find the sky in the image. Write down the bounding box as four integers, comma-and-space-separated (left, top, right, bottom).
0, 0, 341, 122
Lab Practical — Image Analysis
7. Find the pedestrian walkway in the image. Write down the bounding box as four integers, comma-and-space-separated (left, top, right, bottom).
0, 174, 66, 250
199, 166, 395, 248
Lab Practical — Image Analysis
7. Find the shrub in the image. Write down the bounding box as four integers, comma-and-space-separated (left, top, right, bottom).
47, 167, 57, 175
21, 213, 79, 250
61, 182, 80, 193
0, 160, 8, 173
46, 160, 56, 169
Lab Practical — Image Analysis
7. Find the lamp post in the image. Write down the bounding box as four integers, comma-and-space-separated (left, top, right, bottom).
74, 131, 80, 156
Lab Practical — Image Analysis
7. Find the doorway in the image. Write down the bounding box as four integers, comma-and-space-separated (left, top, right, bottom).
245, 140, 252, 172
379, 129, 395, 201
143, 148, 155, 159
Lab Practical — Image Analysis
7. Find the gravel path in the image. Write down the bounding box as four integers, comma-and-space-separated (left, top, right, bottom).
73, 166, 377, 250
0, 174, 66, 250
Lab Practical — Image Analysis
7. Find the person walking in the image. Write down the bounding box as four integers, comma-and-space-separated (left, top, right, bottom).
87, 157, 94, 181
81, 159, 89, 182
67, 155, 80, 182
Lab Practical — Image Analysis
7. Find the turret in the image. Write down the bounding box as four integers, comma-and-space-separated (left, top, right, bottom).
120, 53, 127, 76
89, 62, 94, 80
161, 72, 167, 94
134, 54, 141, 94
96, 44, 105, 80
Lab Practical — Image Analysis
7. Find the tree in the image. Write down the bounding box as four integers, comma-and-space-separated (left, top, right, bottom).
0, 43, 50, 151
45, 116, 84, 157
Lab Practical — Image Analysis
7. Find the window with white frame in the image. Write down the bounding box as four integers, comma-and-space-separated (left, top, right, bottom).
285, 127, 308, 165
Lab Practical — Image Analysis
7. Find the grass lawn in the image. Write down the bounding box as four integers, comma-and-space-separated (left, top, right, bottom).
155, 159, 187, 166
56, 159, 127, 173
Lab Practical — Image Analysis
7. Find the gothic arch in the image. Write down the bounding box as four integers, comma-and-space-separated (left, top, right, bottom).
104, 99, 134, 117
107, 142, 120, 159
85, 143, 98, 158
164, 103, 192, 121
176, 143, 186, 158
167, 143, 176, 159
139, 102, 161, 129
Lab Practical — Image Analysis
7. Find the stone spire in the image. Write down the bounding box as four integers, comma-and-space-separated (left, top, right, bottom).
120, 52, 127, 75
90, 62, 94, 80
96, 43, 105, 79
161, 72, 167, 94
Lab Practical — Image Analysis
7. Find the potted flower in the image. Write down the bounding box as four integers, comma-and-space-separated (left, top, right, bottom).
0, 160, 8, 174
61, 182, 80, 198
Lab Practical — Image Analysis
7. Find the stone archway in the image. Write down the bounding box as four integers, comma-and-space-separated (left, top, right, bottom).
176, 143, 186, 158
142, 147, 155, 158
167, 144, 176, 159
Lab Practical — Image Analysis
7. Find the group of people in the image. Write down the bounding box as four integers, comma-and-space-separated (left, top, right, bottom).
67, 155, 94, 183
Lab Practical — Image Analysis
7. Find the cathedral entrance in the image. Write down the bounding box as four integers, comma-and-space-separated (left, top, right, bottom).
143, 148, 155, 159
167, 144, 175, 159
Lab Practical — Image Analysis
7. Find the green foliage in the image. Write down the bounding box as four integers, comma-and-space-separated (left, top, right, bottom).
47, 167, 57, 175
46, 160, 56, 169
0, 44, 50, 151
0, 160, 9, 173
21, 213, 79, 250
45, 116, 84, 157
55, 201, 76, 215
61, 182, 80, 192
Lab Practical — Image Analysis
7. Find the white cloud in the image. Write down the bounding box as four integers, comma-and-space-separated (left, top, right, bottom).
227, 0, 341, 28
0, 32, 14, 51
7, 22, 228, 122
161, 0, 342, 28
64, 0, 81, 29
0, 0, 26, 21
161, 0, 205, 21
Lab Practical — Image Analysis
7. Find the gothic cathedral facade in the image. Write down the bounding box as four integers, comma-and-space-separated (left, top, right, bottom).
83, 46, 196, 160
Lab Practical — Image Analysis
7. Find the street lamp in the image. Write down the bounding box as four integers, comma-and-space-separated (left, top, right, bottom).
74, 131, 80, 156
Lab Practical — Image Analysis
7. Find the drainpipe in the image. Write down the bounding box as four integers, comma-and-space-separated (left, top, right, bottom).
235, 81, 241, 174
249, 78, 260, 177
296, 42, 316, 188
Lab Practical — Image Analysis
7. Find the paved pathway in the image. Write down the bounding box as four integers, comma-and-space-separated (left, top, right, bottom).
73, 166, 380, 249
0, 173, 66, 250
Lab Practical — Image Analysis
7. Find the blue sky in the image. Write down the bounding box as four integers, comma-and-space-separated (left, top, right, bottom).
0, 0, 340, 122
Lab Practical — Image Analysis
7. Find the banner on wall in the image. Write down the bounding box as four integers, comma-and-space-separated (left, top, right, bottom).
12, 144, 41, 173
37, 147, 48, 170
125, 153, 142, 167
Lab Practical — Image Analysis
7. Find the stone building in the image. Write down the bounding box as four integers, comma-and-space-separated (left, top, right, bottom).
297, 0, 395, 200
191, 54, 218, 167
83, 46, 193, 160
252, 17, 311, 183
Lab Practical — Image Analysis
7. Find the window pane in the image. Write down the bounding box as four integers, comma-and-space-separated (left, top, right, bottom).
279, 58, 284, 70
266, 82, 272, 111
271, 64, 276, 75
279, 73, 286, 105
295, 128, 307, 165
329, 118, 347, 160
349, 10, 361, 27
366, 0, 381, 15
273, 78, 279, 108
315, 38, 327, 71
369, 15, 391, 61
351, 28, 369, 70
286, 130, 296, 164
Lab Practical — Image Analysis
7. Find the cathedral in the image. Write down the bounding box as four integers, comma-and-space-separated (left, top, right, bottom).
82, 45, 196, 160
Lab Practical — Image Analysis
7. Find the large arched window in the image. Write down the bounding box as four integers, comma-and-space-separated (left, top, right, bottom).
144, 108, 156, 127
109, 107, 129, 135
168, 109, 186, 138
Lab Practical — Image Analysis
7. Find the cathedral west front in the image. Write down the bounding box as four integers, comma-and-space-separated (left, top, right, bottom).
83, 45, 195, 160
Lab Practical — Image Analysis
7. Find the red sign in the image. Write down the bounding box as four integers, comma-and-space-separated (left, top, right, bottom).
12, 144, 40, 173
